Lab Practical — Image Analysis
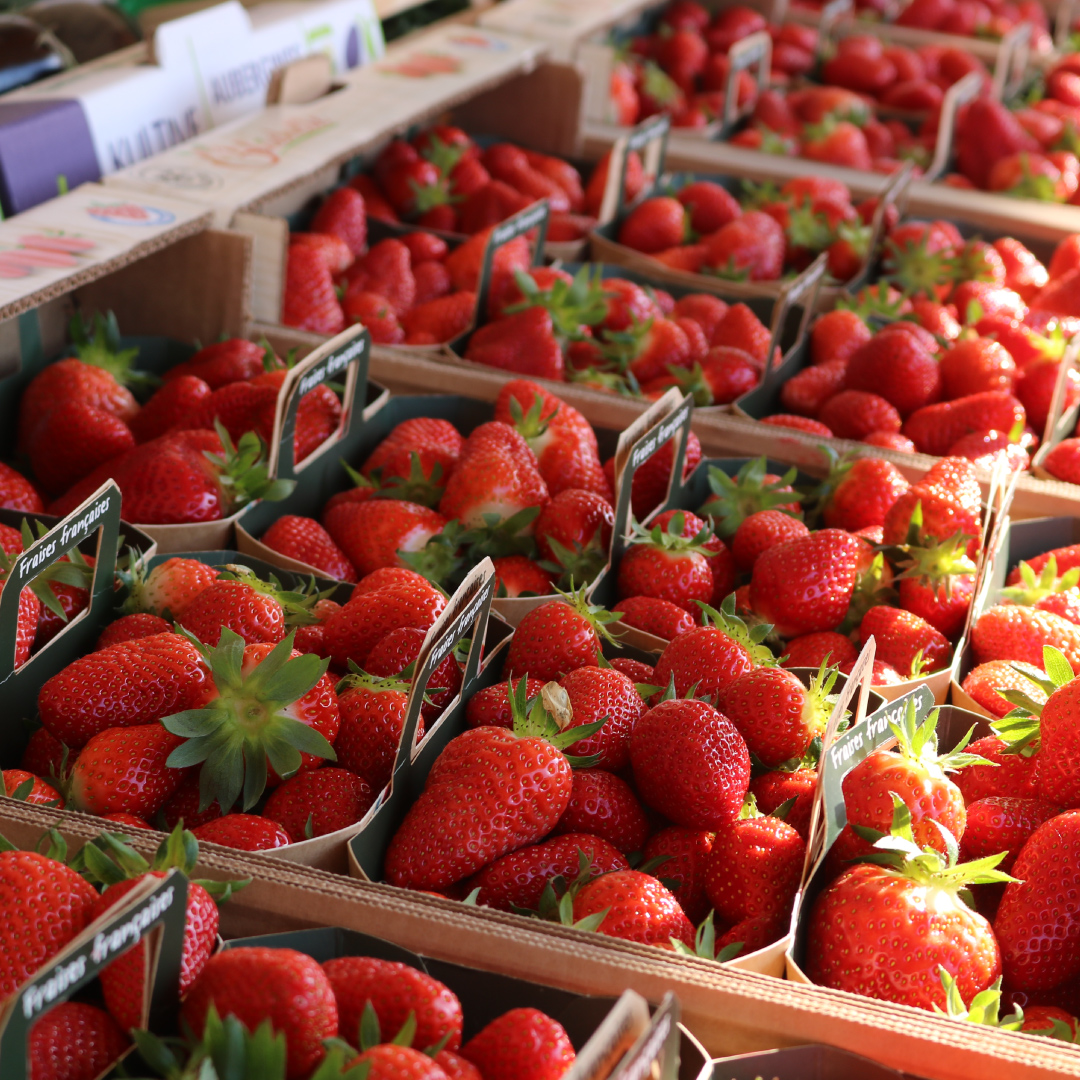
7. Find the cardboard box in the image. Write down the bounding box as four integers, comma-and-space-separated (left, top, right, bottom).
0, 0, 384, 214
221, 925, 674, 1079
0, 833, 188, 1080
104, 25, 553, 229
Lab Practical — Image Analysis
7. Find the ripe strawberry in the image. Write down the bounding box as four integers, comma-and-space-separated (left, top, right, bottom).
465, 307, 564, 380
896, 538, 976, 641
130, 375, 212, 443
811, 309, 872, 367
752, 529, 876, 638
466, 677, 545, 729
781, 632, 858, 670
492, 556, 553, 597
1, 768, 62, 806
962, 661, 1048, 720
603, 429, 702, 523
881, 456, 983, 551
534, 489, 613, 585
552, 767, 650, 853
38, 631, 210, 747
348, 1044, 448, 1077
818, 391, 903, 442
618, 197, 686, 253
182, 947, 338, 1079
469, 832, 628, 911
616, 511, 714, 613
631, 697, 750, 829
957, 735, 1040, 804
322, 499, 448, 581
163, 338, 269, 390
843, 328, 941, 418
189, 814, 288, 851
718, 663, 834, 767
28, 398, 135, 496
161, 773, 223, 831
385, 682, 598, 889
1007, 545, 1080, 586
263, 767, 374, 842
972, 605, 1080, 669
820, 456, 909, 532
121, 556, 219, 619
323, 956, 461, 1052
859, 604, 951, 676
283, 243, 345, 334
572, 869, 695, 948
505, 591, 620, 682
461, 1008, 575, 1080
367, 625, 461, 719
842, 703, 978, 850
612, 595, 695, 639
640, 827, 713, 923
961, 797, 1061, 872
806, 805, 1008, 1011
69, 723, 186, 818
780, 358, 848, 416
178, 571, 315, 648
750, 767, 816, 838
651, 605, 763, 699
0, 461, 43, 512
1044, 438, 1080, 484
0, 847, 99, 998
705, 803, 805, 926
940, 337, 1017, 399
555, 666, 643, 770
333, 672, 413, 793
704, 211, 785, 281
261, 516, 357, 581
29, 1002, 128, 1080
312, 186, 367, 256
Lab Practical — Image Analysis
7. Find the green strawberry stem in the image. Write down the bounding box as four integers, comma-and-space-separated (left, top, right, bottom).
162, 629, 336, 812
503, 266, 609, 342
68, 311, 158, 391
936, 968, 1024, 1029
670, 911, 745, 962
697, 593, 778, 667
699, 458, 803, 539
551, 580, 624, 649
206, 420, 296, 514
1000, 556, 1080, 607
995, 644, 1075, 755
368, 452, 445, 509
506, 677, 605, 767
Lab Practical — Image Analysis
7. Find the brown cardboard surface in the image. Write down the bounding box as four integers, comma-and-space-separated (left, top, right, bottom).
0, 800, 1078, 1079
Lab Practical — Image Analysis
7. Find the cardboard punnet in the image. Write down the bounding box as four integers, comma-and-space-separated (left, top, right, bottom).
0, 0, 384, 212
0, 865, 188, 1080
220, 925, 667, 1079
4, 801, 1080, 1080
104, 25, 553, 229
951, 512, 1080, 715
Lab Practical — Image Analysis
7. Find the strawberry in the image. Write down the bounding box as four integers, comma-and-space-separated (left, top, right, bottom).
121, 556, 220, 619
806, 802, 1009, 1011
956, 99, 1040, 190
161, 773, 223, 831
811, 309, 872, 366
780, 359, 847, 416
612, 595, 695, 639
962, 661, 1048, 720
995, 808, 1080, 990
940, 337, 1017, 399
972, 605, 1080, 669
552, 767, 650, 853
492, 556, 553, 597
163, 338, 270, 390
640, 827, 713, 923
705, 801, 805, 927
38, 631, 210, 747
618, 197, 687, 253
333, 672, 413, 793
29, 399, 136, 496
703, 211, 785, 281
881, 457, 983, 550
311, 186, 367, 256
367, 625, 462, 719
461, 1008, 575, 1080
50, 427, 289, 526
843, 328, 941, 418
323, 499, 449, 580
750, 767, 816, 838
0, 461, 42, 512
616, 510, 715, 613
895, 535, 976, 641
820, 456, 909, 532
261, 516, 357, 581
0, 846, 99, 998
465, 677, 544, 729
1, 768, 62, 806
961, 797, 1061, 873
292, 232, 353, 275
468, 832, 628, 911
1007, 545, 1080, 585
505, 591, 621, 682
465, 307, 564, 381
751, 529, 877, 638
263, 766, 374, 842
182, 947, 338, 1079
19, 727, 66, 778
29, 1002, 128, 1080
322, 579, 447, 670
631, 697, 750, 829
192, 814, 290, 851
802, 120, 872, 171
1044, 438, 1080, 484
781, 632, 857, 670
323, 956, 462, 1051
402, 293, 476, 344
130, 375, 212, 443
534, 490, 613, 586
656, 346, 759, 405
384, 681, 598, 890
859, 604, 951, 676
718, 662, 834, 767
282, 243, 345, 334
842, 703, 980, 851
70, 723, 186, 818
603, 430, 702, 523
818, 390, 903, 441
572, 870, 695, 949
349, 1044, 448, 1077
556, 665, 643, 770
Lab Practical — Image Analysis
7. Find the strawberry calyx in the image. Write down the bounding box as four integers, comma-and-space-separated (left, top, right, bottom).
205, 420, 296, 514
552, 580, 625, 648
538, 535, 608, 590
993, 645, 1076, 756
506, 391, 556, 446
883, 231, 961, 300
410, 174, 461, 215
935, 968, 1024, 1030
366, 453, 444, 509
512, 847, 612, 930
785, 203, 838, 256
841, 552, 896, 632
459, 507, 542, 562
626, 510, 715, 554
161, 628, 336, 813
641, 61, 682, 107
1004, 155, 1062, 203
852, 794, 1015, 892
597, 314, 658, 374
77, 822, 248, 902
738, 179, 785, 211
697, 593, 778, 667
836, 282, 904, 322
1000, 555, 1080, 607
568, 366, 638, 395
891, 529, 977, 595
213, 565, 325, 627
664, 362, 718, 407
504, 267, 609, 342
670, 910, 745, 962
335, 667, 413, 697
398, 522, 466, 588
884, 699, 990, 778
699, 458, 803, 539
506, 677, 605, 766
419, 133, 467, 177
702, 255, 752, 283
67, 311, 154, 390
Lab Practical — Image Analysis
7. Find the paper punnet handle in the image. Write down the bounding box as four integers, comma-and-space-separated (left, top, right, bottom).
597, 115, 671, 227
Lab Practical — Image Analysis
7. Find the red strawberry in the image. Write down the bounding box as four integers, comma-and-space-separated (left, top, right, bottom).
881, 456, 983, 549
29, 1002, 128, 1080
972, 605, 1080, 670
858, 604, 951, 676
780, 359, 847, 416
121, 556, 219, 619
960, 797, 1061, 872
572, 870, 695, 949
162, 774, 224, 831
181, 947, 338, 1079
461, 1008, 575, 1080
555, 665, 643, 770
616, 510, 715, 613
1, 768, 62, 806
961, 661, 1048, 720
29, 399, 135, 496
367, 625, 462, 718
163, 338, 269, 390
322, 499, 448, 580
312, 186, 367, 256
641, 827, 713, 923
612, 595, 695, 639
844, 328, 942, 417
750, 767, 816, 838
263, 766, 374, 841
465, 307, 564, 380
821, 456, 909, 532
704, 212, 785, 281
492, 555, 553, 597
178, 570, 312, 647
323, 956, 462, 1050
631, 697, 750, 829
192, 814, 291, 851
283, 243, 345, 334
505, 591, 620, 682
292, 232, 353, 274
402, 293, 476, 344
261, 516, 357, 581
818, 390, 903, 441
333, 672, 414, 792
618, 197, 686, 253
552, 767, 650, 853
465, 677, 545, 729
468, 832, 628, 911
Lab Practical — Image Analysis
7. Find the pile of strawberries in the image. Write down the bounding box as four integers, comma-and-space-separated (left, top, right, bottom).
460, 264, 777, 404
356, 124, 604, 242
771, 222, 1080, 468
260, 380, 637, 599
0, 317, 337, 527
11, 552, 479, 852
945, 56, 1080, 198
1, 823, 232, 1080
802, 692, 1080, 1034
171, 944, 580, 1079
614, 172, 891, 282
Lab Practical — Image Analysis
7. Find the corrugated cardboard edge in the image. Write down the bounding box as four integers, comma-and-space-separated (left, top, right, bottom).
1, 801, 1079, 1079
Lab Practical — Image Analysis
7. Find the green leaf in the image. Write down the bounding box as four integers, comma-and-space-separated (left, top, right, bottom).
1043, 645, 1075, 689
